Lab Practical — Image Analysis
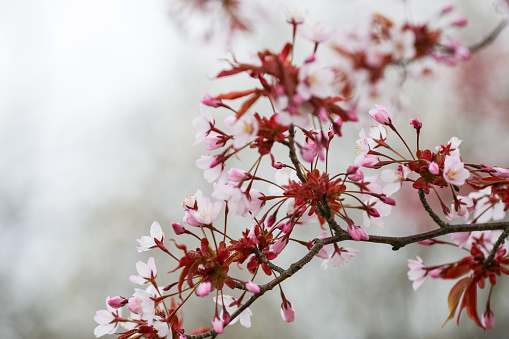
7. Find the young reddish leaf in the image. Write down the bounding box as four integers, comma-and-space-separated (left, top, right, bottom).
458, 278, 484, 329
236, 92, 262, 118
441, 262, 471, 279
443, 276, 470, 327
216, 89, 258, 100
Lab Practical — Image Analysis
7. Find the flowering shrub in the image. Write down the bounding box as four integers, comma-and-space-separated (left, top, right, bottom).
95, 2, 509, 338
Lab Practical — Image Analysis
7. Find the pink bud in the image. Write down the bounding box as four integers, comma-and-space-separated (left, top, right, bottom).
379, 195, 396, 206
441, 5, 454, 15
281, 300, 295, 323
368, 104, 391, 125
128, 297, 142, 314
172, 222, 186, 235
347, 223, 369, 241
359, 154, 380, 168
410, 118, 422, 130
212, 316, 224, 334
482, 306, 495, 330
228, 168, 248, 183
107, 296, 128, 309
245, 281, 261, 293
304, 53, 316, 63
197, 281, 212, 297
272, 237, 288, 255
428, 162, 440, 175
453, 17, 468, 27
428, 268, 444, 278
201, 93, 223, 108
272, 161, 283, 169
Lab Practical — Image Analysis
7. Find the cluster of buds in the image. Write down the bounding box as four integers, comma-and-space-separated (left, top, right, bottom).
95, 3, 509, 338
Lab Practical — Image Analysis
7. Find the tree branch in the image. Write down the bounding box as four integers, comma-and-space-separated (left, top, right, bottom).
418, 189, 449, 228
469, 18, 508, 54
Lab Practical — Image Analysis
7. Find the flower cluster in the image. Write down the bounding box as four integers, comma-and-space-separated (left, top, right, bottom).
95, 3, 509, 338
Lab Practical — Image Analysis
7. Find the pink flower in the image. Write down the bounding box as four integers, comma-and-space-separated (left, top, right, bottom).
428, 162, 439, 175
212, 316, 224, 333
128, 288, 156, 324
187, 193, 222, 225
214, 295, 253, 328
380, 165, 411, 196
279, 5, 309, 25
280, 298, 295, 323
347, 222, 369, 241
347, 165, 364, 182
452, 17, 468, 27
172, 222, 186, 235
358, 154, 380, 168
107, 296, 128, 309
443, 156, 470, 186
410, 118, 422, 130
197, 281, 212, 297
368, 104, 392, 125
320, 245, 359, 269
223, 114, 259, 149
272, 236, 289, 255
201, 93, 223, 108
299, 21, 336, 43
407, 256, 427, 290
297, 62, 334, 100
482, 305, 495, 330
245, 281, 260, 293
192, 105, 215, 146
196, 154, 224, 183
94, 297, 122, 337
136, 221, 164, 252
129, 257, 157, 285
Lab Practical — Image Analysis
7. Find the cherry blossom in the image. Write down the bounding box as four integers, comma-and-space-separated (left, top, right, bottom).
296, 62, 334, 100
320, 245, 359, 269
407, 256, 427, 290
279, 5, 309, 25
214, 295, 253, 328
368, 104, 392, 126
442, 156, 470, 186
223, 114, 259, 149
136, 221, 164, 252
299, 21, 336, 43
94, 297, 122, 337
381, 165, 411, 196
186, 193, 222, 225
192, 105, 215, 146
129, 257, 157, 285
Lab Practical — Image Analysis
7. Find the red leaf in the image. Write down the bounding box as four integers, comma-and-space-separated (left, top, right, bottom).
236, 92, 262, 118
443, 276, 470, 327
216, 88, 258, 100
458, 278, 484, 329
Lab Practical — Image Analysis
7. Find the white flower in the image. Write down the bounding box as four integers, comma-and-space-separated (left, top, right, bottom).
443, 156, 470, 186
297, 62, 334, 100
94, 297, 122, 337
381, 166, 411, 196
136, 221, 164, 252
223, 114, 259, 149
213, 295, 253, 328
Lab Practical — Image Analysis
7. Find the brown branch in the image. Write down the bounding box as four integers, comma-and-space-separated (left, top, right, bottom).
288, 125, 306, 183
187, 219, 509, 338
484, 227, 509, 267
418, 189, 449, 228
468, 18, 508, 54
253, 247, 285, 274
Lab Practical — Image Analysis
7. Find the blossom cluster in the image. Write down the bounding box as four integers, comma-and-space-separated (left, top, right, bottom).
95, 3, 509, 338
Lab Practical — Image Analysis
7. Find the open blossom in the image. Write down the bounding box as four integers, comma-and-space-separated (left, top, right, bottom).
446, 195, 473, 221
94, 297, 122, 337
407, 256, 427, 290
187, 193, 222, 225
470, 188, 506, 223
223, 114, 259, 149
192, 105, 215, 146
388, 28, 416, 61
128, 288, 156, 324
381, 165, 411, 196
299, 21, 336, 43
321, 245, 359, 269
129, 257, 157, 285
297, 62, 334, 100
136, 221, 164, 252
214, 295, 253, 328
196, 154, 224, 183
442, 156, 470, 186
279, 5, 309, 25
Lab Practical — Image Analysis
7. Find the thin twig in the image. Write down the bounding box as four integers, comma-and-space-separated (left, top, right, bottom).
418, 189, 449, 228
469, 19, 508, 54
484, 227, 509, 267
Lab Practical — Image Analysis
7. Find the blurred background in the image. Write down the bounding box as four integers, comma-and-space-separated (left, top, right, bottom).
1, 0, 509, 338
